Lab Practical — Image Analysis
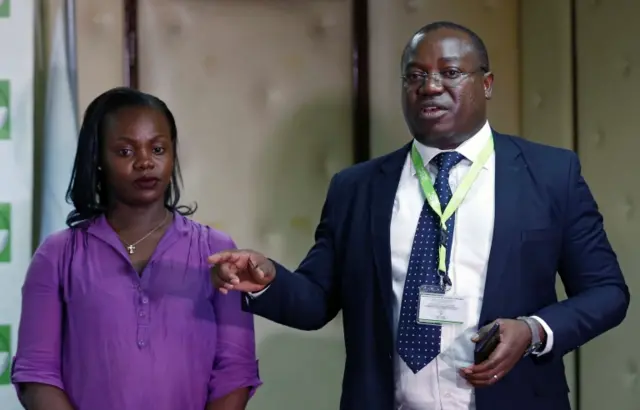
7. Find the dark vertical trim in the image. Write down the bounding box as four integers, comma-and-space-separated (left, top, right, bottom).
124, 0, 139, 89
351, 0, 370, 164
63, 0, 79, 120
32, 0, 46, 252
571, 0, 581, 407
571, 0, 579, 154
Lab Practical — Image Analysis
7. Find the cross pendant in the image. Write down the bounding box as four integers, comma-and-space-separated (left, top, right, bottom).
127, 244, 136, 255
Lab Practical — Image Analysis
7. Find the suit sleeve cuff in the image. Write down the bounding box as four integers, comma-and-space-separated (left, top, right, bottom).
246, 285, 271, 299
529, 315, 554, 355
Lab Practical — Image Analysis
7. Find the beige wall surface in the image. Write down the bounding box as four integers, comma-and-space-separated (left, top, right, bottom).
35, 1, 639, 409
75, 0, 124, 114
575, 1, 640, 409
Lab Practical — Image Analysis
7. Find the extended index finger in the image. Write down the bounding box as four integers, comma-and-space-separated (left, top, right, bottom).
208, 250, 241, 265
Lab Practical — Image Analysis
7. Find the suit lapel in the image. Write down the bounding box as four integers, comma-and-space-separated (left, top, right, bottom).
479, 132, 524, 326
370, 143, 410, 331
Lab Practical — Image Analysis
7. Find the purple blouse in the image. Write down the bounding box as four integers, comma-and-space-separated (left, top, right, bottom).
12, 213, 261, 410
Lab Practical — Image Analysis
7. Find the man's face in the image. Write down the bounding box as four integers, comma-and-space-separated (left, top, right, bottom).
401, 28, 493, 148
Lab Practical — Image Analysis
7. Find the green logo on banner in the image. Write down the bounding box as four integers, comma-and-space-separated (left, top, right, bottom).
0, 0, 8, 18
0, 203, 10, 263
0, 324, 11, 385
0, 80, 9, 140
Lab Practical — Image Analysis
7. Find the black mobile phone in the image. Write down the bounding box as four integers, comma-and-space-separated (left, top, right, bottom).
474, 322, 501, 365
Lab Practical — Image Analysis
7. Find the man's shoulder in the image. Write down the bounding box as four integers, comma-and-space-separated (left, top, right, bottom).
331, 143, 409, 186
496, 134, 579, 173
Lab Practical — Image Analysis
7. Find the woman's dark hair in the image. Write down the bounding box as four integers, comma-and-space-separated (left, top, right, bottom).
65, 87, 196, 227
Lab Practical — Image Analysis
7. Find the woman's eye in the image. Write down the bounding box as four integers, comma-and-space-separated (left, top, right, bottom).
118, 148, 133, 156
153, 147, 165, 155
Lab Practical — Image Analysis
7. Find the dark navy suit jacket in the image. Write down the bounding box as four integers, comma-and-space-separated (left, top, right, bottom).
243, 131, 629, 410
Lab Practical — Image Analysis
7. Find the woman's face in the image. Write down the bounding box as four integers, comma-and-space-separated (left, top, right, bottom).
100, 106, 174, 208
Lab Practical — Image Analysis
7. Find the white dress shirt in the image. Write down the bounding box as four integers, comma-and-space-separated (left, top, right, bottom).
392, 121, 553, 410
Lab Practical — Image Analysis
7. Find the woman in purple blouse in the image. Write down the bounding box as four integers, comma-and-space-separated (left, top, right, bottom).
12, 87, 261, 410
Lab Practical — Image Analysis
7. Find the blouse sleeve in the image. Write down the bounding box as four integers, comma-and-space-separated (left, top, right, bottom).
207, 233, 262, 402
11, 231, 69, 392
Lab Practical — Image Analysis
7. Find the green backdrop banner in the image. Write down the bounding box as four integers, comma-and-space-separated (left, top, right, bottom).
0, 0, 35, 408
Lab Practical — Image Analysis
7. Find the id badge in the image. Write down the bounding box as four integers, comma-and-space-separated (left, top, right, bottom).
417, 284, 466, 325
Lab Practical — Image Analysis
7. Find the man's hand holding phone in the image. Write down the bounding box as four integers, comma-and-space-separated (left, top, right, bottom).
461, 319, 534, 387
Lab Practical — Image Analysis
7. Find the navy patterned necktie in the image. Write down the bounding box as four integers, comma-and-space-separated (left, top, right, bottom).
397, 151, 465, 373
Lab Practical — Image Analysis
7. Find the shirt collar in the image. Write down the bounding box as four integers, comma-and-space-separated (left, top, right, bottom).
87, 210, 189, 239
410, 120, 493, 175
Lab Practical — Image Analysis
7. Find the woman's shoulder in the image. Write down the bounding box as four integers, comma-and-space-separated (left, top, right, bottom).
36, 228, 74, 257
31, 226, 86, 271
36, 220, 94, 260
178, 215, 237, 252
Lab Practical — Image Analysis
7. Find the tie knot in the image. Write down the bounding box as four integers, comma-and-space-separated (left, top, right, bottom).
432, 151, 464, 175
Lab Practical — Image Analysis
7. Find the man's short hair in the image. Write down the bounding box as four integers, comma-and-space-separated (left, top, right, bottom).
400, 21, 490, 72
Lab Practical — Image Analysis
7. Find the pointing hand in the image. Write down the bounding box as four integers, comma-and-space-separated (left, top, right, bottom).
209, 249, 276, 294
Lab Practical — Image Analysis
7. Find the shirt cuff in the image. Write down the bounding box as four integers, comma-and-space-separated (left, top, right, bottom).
529, 315, 554, 355
207, 372, 262, 403
11, 357, 66, 394
246, 285, 271, 298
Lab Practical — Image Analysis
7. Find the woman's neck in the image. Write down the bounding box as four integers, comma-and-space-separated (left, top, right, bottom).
106, 201, 169, 234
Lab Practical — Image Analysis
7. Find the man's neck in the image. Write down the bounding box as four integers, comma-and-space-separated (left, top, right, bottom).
415, 122, 487, 149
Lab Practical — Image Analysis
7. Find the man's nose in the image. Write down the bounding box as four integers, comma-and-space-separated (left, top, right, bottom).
418, 75, 444, 95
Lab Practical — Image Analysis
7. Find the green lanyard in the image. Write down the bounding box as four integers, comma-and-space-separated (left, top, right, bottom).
410, 136, 494, 278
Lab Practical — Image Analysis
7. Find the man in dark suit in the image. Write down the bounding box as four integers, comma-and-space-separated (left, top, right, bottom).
210, 21, 629, 410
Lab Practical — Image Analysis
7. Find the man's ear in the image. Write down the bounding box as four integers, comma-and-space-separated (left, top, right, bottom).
483, 72, 494, 100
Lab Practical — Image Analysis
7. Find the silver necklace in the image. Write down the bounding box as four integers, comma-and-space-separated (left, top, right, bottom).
120, 212, 169, 255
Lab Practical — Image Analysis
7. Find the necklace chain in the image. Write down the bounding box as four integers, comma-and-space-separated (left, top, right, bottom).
120, 212, 170, 255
